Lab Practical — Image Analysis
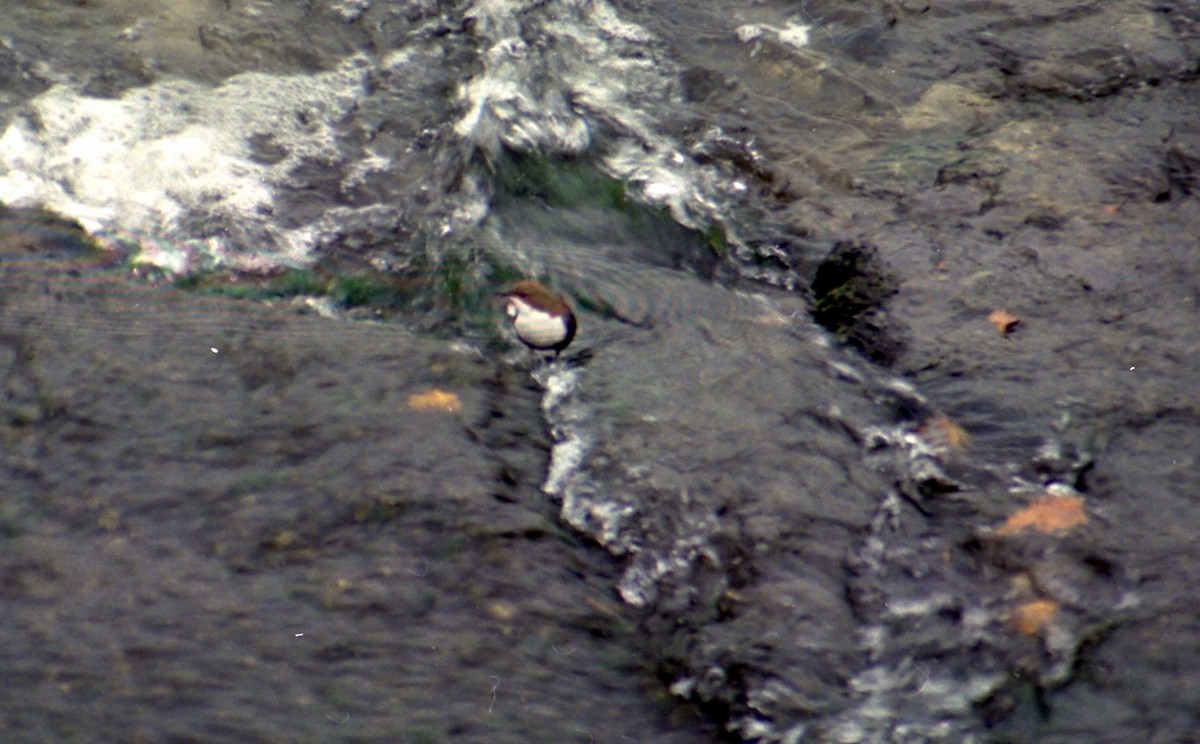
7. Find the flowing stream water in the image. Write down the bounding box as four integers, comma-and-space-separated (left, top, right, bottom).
2, 1, 1199, 742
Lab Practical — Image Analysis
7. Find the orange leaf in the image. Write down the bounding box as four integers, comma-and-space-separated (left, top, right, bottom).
1008, 599, 1058, 635
996, 493, 1087, 536
918, 413, 970, 451
406, 389, 462, 413
988, 309, 1020, 334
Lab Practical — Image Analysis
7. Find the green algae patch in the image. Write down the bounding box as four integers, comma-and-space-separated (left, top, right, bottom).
811, 240, 901, 365
494, 150, 629, 211
174, 265, 445, 313
175, 268, 329, 300
173, 250, 528, 346
700, 222, 729, 260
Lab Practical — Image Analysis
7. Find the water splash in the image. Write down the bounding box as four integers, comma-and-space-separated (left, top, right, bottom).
0, 57, 370, 273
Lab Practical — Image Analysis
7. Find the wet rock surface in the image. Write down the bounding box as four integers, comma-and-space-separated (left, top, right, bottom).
578, 0, 1200, 739
0, 232, 713, 742
2, 1, 1200, 742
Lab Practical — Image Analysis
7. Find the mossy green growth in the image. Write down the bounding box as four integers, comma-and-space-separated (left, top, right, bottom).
173, 249, 528, 344
811, 241, 901, 364
430, 252, 523, 322
494, 150, 628, 211
700, 222, 729, 259
176, 268, 419, 310
331, 273, 409, 309
267, 269, 328, 298
175, 269, 329, 300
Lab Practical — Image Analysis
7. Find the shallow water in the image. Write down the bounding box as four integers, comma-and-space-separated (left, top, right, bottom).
2, 1, 1200, 742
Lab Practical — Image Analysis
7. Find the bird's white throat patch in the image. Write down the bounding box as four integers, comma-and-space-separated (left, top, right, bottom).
507, 297, 568, 348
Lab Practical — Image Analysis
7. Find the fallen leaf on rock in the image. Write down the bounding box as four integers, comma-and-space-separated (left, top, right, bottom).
486, 600, 519, 623
406, 389, 462, 413
918, 413, 970, 451
988, 308, 1020, 334
996, 493, 1087, 536
1008, 598, 1058, 635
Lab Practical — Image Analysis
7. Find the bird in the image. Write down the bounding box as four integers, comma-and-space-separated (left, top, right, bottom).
497, 280, 577, 355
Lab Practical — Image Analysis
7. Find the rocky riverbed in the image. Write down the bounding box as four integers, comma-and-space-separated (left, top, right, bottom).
2, 1, 1200, 742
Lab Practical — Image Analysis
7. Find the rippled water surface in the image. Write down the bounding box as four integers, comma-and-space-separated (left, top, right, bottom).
2, 1, 1199, 742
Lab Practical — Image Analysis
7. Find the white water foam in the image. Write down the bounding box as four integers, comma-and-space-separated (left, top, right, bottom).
734, 20, 812, 53
455, 0, 775, 259
0, 56, 370, 273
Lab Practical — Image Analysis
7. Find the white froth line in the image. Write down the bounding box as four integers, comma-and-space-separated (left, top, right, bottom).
778, 22, 811, 50
735, 21, 811, 52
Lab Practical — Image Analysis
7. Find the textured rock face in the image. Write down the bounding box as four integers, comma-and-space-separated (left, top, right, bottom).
3, 1, 1200, 741
0, 229, 714, 743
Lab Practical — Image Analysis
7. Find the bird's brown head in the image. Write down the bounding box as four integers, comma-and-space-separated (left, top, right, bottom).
497, 280, 570, 313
